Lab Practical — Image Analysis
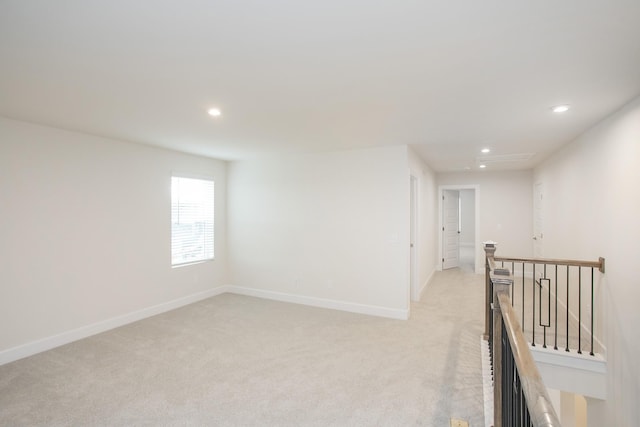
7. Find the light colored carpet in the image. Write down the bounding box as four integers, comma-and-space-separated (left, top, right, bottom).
0, 269, 486, 426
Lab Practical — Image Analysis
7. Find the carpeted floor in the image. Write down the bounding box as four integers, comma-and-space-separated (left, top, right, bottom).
0, 268, 486, 426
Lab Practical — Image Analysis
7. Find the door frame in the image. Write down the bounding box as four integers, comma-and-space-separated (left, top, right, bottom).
533, 182, 544, 258
438, 184, 481, 273
409, 175, 418, 301
442, 189, 460, 270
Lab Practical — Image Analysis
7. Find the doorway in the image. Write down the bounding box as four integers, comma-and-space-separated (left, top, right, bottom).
533, 182, 544, 258
439, 185, 479, 273
410, 175, 418, 301
458, 189, 476, 272
442, 189, 460, 269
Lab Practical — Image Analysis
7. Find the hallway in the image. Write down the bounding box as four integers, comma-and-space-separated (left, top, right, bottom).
414, 266, 487, 425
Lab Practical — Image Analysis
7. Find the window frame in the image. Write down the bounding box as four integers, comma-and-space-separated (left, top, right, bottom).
170, 174, 215, 267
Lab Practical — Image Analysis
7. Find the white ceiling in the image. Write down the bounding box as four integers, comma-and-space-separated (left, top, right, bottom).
2, 1, 640, 171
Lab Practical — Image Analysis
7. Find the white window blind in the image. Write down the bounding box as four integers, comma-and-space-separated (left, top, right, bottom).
171, 176, 214, 266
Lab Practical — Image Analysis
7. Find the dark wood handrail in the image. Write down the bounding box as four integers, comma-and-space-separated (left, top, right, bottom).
494, 256, 605, 273
486, 243, 562, 427
497, 291, 561, 427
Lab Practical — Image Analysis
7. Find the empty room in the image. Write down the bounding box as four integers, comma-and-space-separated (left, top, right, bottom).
1, 1, 640, 426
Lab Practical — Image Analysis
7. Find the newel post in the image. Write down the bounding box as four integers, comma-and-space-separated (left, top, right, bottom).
483, 242, 497, 340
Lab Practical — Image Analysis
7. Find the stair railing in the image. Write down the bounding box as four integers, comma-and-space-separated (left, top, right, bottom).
484, 244, 605, 356
485, 242, 561, 427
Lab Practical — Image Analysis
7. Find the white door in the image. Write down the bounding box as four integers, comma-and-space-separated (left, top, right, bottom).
442, 190, 460, 269
533, 183, 543, 258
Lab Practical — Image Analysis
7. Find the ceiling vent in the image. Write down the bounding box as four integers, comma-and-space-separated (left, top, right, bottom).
476, 153, 535, 165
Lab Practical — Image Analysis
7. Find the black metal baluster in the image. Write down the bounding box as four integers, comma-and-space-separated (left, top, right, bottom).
489, 277, 494, 358
512, 261, 515, 305
511, 360, 517, 427
554, 265, 558, 350
502, 320, 509, 425
544, 265, 547, 348
522, 262, 525, 333
532, 263, 536, 346
505, 340, 518, 422
566, 266, 570, 352
524, 389, 531, 426
541, 264, 548, 348
591, 267, 595, 356
578, 267, 582, 354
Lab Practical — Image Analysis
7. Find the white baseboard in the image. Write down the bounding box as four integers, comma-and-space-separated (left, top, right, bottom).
1, 285, 410, 366
0, 285, 409, 366
226, 285, 409, 320
0, 286, 229, 366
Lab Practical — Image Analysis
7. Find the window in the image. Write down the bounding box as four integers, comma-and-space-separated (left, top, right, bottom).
171, 176, 214, 266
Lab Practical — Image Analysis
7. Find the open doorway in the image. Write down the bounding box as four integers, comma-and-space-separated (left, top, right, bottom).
409, 175, 418, 301
439, 185, 479, 273
458, 189, 476, 272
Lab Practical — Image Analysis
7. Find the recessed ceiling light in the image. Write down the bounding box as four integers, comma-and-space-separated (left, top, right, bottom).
207, 108, 222, 117
552, 105, 570, 113
479, 164, 487, 169
481, 148, 490, 154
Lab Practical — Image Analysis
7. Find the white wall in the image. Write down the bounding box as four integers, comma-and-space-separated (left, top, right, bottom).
408, 147, 438, 298
459, 189, 475, 246
227, 146, 410, 318
0, 118, 229, 362
437, 170, 533, 270
534, 95, 640, 425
